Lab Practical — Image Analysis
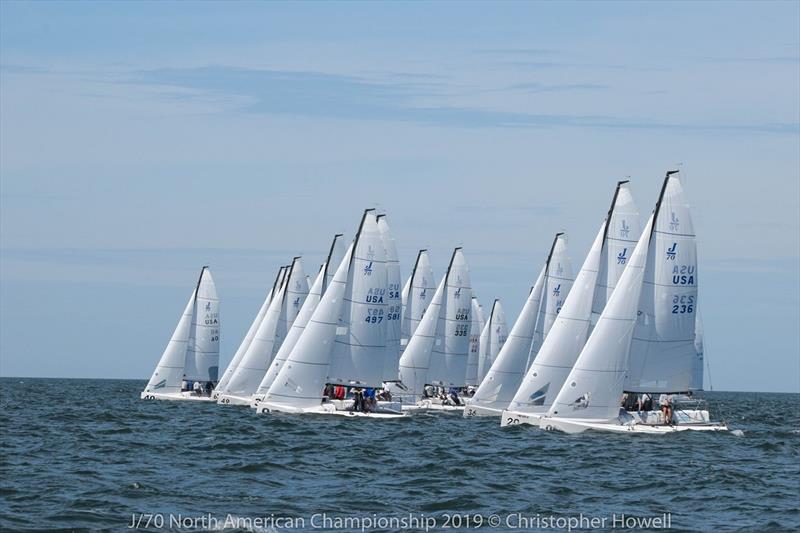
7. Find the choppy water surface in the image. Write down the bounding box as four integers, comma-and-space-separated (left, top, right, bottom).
1, 379, 798, 532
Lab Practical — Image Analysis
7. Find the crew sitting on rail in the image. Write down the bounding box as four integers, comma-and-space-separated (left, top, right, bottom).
659, 394, 674, 425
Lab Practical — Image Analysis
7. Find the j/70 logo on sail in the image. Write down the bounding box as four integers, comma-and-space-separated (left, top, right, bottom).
363, 262, 373, 276
670, 212, 680, 231
552, 284, 561, 297
620, 220, 630, 238
666, 243, 677, 260
617, 248, 628, 264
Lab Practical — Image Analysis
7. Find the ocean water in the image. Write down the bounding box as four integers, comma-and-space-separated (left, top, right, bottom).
1, 379, 798, 532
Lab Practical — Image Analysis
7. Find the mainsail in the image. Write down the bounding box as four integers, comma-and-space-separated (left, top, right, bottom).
181, 267, 220, 383
378, 215, 402, 382
465, 296, 485, 386
327, 210, 388, 387
592, 181, 642, 317
401, 250, 436, 347
427, 248, 473, 388
476, 299, 508, 385
525, 234, 573, 370
626, 172, 698, 393
397, 275, 446, 398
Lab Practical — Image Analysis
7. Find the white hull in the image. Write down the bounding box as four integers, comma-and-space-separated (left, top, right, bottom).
256, 400, 406, 418
216, 393, 252, 406
499, 409, 542, 426
500, 408, 728, 434
140, 391, 215, 402
402, 399, 465, 413
464, 404, 503, 417
539, 417, 728, 435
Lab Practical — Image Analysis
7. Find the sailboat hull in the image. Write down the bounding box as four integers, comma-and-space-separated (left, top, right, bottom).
402, 399, 465, 413
256, 400, 406, 418
140, 391, 215, 402
216, 393, 252, 406
463, 404, 503, 417
538, 417, 728, 435
499, 409, 542, 427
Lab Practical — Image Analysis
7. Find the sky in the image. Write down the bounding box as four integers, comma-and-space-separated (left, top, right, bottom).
1, 1, 798, 392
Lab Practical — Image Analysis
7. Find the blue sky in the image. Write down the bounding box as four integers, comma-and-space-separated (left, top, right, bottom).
1, 1, 798, 392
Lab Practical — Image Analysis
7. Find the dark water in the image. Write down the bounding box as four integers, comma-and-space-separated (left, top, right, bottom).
1, 379, 798, 532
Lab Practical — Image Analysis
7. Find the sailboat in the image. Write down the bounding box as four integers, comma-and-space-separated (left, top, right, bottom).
476, 299, 508, 386
500, 181, 639, 426
255, 210, 405, 417
212, 266, 286, 400
464, 296, 485, 389
251, 234, 345, 407
530, 172, 727, 434
398, 247, 473, 412
216, 257, 308, 405
464, 233, 571, 417
141, 266, 220, 401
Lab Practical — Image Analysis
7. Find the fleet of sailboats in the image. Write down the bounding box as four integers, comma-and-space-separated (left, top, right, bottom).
141, 171, 727, 433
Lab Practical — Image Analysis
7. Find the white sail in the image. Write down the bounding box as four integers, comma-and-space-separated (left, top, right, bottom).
468, 268, 545, 413
508, 220, 605, 414
143, 287, 196, 394
328, 211, 387, 386
274, 257, 310, 355
397, 275, 446, 397
593, 181, 642, 316
401, 250, 436, 346
262, 243, 354, 411
182, 267, 220, 382
477, 300, 508, 385
524, 234, 573, 371
548, 213, 654, 421
218, 265, 289, 398
536, 234, 574, 347
255, 234, 345, 398
465, 296, 485, 386
691, 312, 704, 390
427, 248, 472, 387
400, 274, 411, 345
626, 173, 698, 393
378, 215, 402, 381
215, 267, 284, 395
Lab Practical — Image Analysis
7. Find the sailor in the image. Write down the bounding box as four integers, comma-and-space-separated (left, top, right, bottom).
323, 384, 335, 398
205, 381, 213, 396
623, 393, 638, 411
638, 393, 653, 412
448, 387, 462, 406
352, 387, 365, 412
659, 393, 674, 424
364, 387, 376, 412
192, 381, 203, 396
